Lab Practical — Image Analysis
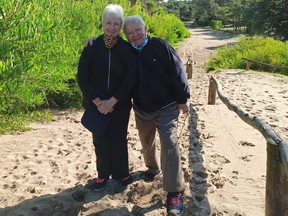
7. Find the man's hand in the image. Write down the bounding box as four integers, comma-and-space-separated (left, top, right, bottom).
177, 103, 189, 114
84, 37, 97, 47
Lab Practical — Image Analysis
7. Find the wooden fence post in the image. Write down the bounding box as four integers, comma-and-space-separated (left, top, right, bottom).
208, 77, 216, 105
265, 142, 288, 216
186, 57, 193, 79
246, 60, 251, 70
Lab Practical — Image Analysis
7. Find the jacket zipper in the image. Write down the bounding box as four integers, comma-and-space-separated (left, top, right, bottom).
108, 50, 111, 92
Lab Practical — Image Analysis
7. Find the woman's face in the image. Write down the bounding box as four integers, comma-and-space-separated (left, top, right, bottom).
124, 22, 146, 46
102, 17, 122, 37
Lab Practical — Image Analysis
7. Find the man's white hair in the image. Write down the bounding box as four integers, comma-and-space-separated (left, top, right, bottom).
123, 15, 146, 32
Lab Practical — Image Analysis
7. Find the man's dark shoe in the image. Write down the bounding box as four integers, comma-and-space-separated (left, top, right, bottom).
140, 171, 162, 182
166, 192, 184, 216
92, 178, 109, 191
122, 174, 133, 186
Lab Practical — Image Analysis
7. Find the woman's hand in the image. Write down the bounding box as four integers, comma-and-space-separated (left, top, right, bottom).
97, 97, 118, 115
92, 97, 101, 107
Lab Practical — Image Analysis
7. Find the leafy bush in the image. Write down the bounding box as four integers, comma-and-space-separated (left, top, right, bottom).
1, 0, 98, 113
210, 20, 222, 30
206, 36, 288, 74
147, 12, 191, 46
0, 0, 190, 133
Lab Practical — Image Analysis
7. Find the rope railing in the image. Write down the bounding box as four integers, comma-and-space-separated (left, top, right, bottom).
208, 74, 288, 216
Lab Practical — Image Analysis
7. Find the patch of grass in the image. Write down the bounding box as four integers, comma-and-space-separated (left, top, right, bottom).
206, 36, 288, 75
0, 111, 52, 134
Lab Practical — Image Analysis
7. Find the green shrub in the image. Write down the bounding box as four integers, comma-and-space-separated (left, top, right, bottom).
0, 0, 190, 133
0, 0, 97, 114
210, 20, 222, 30
147, 13, 190, 46
206, 36, 288, 74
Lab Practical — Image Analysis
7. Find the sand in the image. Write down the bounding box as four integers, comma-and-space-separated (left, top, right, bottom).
0, 27, 288, 216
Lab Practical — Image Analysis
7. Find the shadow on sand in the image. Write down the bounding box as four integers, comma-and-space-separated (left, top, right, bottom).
0, 171, 165, 216
184, 104, 211, 216
1, 105, 211, 216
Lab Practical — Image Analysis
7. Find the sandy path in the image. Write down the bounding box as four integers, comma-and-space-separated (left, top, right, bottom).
0, 27, 287, 216
180, 28, 288, 216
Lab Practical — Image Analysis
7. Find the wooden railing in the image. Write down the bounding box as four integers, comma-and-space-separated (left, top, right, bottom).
241, 58, 288, 71
208, 75, 288, 216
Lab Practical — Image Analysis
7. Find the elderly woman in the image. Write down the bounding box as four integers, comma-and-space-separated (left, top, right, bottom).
77, 4, 136, 191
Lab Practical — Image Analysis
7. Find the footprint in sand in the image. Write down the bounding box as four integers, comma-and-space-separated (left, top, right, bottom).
240, 155, 253, 162
211, 168, 222, 175
244, 105, 252, 112
30, 171, 37, 176
257, 99, 266, 104
255, 110, 262, 115
269, 116, 279, 122
63, 129, 73, 143
49, 160, 60, 173
239, 141, 255, 147
281, 127, 288, 132
22, 155, 30, 160
211, 154, 231, 164
62, 149, 72, 156
211, 176, 226, 189
202, 133, 214, 139
265, 104, 276, 112
25, 186, 36, 194
126, 182, 155, 203
232, 170, 239, 179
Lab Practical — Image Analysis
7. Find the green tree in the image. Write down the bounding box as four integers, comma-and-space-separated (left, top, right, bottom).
257, 0, 288, 40
192, 0, 215, 25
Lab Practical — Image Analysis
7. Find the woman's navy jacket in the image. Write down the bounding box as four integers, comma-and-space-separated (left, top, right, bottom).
77, 35, 137, 106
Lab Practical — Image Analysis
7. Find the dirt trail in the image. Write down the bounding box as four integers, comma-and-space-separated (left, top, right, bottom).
179, 28, 288, 216
1, 27, 288, 216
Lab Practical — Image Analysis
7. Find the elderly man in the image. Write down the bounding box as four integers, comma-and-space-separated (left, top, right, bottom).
123, 15, 190, 216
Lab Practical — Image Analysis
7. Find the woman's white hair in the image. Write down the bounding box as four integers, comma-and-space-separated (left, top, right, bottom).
102, 4, 124, 26
123, 15, 146, 31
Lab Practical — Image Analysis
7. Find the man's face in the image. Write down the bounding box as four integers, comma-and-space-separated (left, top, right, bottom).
124, 22, 146, 46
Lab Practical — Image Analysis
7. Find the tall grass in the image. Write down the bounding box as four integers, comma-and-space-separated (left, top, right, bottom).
206, 36, 288, 74
0, 0, 190, 133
